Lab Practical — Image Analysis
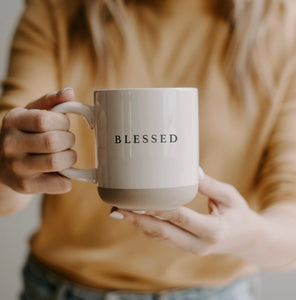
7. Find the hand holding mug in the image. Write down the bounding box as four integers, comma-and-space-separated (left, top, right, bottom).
0, 88, 76, 194
113, 172, 266, 266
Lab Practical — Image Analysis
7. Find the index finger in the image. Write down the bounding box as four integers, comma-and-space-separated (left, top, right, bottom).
6, 108, 70, 133
198, 174, 243, 208
147, 207, 219, 239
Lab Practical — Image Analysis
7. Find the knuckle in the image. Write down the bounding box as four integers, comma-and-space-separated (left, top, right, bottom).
1, 131, 15, 156
1, 133, 9, 155
148, 227, 170, 242
2, 108, 21, 128
131, 216, 171, 242
34, 111, 49, 132
56, 114, 70, 131
15, 177, 31, 193
55, 176, 72, 193
131, 215, 142, 228
46, 154, 60, 171
9, 158, 20, 174
43, 132, 59, 152
2, 112, 12, 128
170, 208, 189, 226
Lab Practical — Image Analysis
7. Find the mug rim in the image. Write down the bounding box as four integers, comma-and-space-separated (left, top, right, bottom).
94, 87, 198, 93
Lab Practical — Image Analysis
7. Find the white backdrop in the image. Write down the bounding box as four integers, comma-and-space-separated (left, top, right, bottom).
1, 1, 296, 299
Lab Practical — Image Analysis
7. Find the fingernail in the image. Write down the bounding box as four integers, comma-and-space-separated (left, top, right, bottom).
109, 211, 124, 220
198, 166, 205, 181
56, 87, 73, 95
132, 210, 146, 214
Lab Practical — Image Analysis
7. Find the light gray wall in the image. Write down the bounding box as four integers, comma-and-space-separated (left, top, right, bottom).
0, 2, 41, 300
0, 1, 296, 300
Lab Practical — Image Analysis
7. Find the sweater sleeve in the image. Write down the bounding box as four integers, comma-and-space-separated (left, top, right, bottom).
252, 1, 296, 216
0, 0, 59, 122
257, 59, 296, 214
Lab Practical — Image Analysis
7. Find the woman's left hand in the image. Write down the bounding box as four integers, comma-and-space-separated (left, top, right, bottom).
110, 172, 266, 262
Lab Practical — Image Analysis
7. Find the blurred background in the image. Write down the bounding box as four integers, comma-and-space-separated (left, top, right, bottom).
1, 1, 296, 299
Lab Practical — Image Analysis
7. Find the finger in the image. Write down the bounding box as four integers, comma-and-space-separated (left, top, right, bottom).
26, 87, 74, 110
116, 210, 211, 256
39, 173, 72, 194
3, 107, 70, 132
198, 174, 241, 207
147, 207, 219, 239
15, 173, 72, 194
5, 130, 75, 155
11, 150, 77, 175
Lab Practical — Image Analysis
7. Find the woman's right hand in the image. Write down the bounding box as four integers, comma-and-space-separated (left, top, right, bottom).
0, 88, 77, 194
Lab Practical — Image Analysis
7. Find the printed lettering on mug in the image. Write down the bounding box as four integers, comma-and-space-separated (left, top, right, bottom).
114, 134, 178, 144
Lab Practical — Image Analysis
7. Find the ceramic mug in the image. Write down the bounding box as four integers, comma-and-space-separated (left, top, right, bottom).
52, 88, 199, 210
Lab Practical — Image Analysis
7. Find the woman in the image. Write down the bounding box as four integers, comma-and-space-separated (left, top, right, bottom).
1, 0, 296, 299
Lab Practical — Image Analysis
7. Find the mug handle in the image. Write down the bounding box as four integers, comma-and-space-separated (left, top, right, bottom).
51, 101, 97, 184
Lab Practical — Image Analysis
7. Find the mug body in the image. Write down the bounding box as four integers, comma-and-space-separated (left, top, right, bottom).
94, 88, 199, 210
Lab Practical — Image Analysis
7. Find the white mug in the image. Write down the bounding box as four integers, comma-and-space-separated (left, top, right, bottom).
52, 88, 199, 210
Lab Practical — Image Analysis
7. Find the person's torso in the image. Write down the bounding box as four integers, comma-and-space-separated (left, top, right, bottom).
31, 0, 277, 290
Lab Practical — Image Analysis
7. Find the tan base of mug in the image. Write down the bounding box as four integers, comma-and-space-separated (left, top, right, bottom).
98, 184, 198, 211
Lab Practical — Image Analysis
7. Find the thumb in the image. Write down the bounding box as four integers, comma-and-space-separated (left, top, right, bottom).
26, 87, 74, 110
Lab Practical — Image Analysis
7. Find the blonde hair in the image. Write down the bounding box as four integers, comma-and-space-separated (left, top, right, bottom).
67, 0, 293, 102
